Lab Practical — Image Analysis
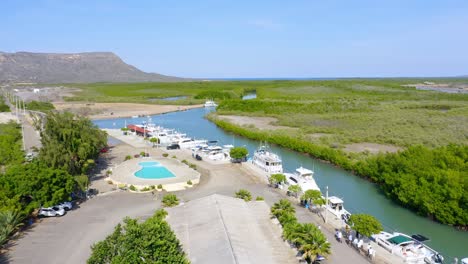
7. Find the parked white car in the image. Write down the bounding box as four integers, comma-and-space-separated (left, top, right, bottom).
56, 201, 72, 211
38, 207, 65, 217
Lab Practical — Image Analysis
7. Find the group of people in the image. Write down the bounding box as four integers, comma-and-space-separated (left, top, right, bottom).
335, 227, 376, 260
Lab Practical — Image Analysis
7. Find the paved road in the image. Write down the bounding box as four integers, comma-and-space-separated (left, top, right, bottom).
5, 146, 372, 264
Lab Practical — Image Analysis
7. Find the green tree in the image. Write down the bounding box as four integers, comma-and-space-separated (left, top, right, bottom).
39, 112, 107, 175
269, 173, 287, 187
301, 190, 325, 206
288, 184, 302, 198
229, 146, 248, 161
235, 189, 252, 201
348, 213, 383, 238
271, 199, 295, 218
149, 137, 159, 147
162, 194, 180, 207
88, 209, 189, 264
255, 196, 264, 201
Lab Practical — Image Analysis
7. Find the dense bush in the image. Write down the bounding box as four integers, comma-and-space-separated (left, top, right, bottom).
0, 162, 74, 216
0, 122, 24, 166
194, 90, 235, 100
235, 189, 252, 201
25, 101, 55, 111
162, 194, 179, 207
88, 209, 189, 264
0, 97, 10, 112
354, 145, 468, 226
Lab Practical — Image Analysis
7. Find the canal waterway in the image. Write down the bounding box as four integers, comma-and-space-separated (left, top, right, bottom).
94, 108, 467, 259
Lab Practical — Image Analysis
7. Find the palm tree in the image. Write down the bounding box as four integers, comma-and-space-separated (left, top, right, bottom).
278, 212, 297, 226
271, 199, 295, 218
288, 184, 302, 198
295, 223, 331, 263
282, 222, 302, 245
0, 210, 24, 246
235, 189, 252, 201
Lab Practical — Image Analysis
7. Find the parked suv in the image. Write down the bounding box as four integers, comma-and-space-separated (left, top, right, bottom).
166, 144, 180, 150
55, 201, 73, 211
38, 207, 65, 217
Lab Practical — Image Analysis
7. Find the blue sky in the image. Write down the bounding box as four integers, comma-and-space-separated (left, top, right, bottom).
2, 0, 468, 78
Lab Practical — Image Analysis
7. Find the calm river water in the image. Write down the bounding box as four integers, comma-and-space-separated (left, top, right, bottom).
94, 108, 467, 259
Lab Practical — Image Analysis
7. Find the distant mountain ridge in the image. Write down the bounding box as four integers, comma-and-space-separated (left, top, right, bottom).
0, 51, 185, 83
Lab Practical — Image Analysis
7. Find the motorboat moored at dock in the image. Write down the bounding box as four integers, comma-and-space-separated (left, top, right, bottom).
371, 231, 444, 264
252, 146, 283, 175
285, 166, 321, 192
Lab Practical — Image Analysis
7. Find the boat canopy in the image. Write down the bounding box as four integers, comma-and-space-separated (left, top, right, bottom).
328, 196, 343, 204
411, 234, 429, 242
387, 235, 413, 245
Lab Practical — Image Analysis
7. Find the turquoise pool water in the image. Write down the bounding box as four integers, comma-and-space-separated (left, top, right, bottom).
134, 161, 175, 179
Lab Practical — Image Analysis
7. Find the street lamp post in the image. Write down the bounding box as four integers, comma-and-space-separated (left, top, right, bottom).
325, 186, 329, 223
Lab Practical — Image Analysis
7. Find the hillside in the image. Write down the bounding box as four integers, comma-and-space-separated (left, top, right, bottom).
0, 51, 184, 83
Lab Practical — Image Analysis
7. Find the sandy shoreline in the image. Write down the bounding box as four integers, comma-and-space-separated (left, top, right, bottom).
53, 102, 203, 120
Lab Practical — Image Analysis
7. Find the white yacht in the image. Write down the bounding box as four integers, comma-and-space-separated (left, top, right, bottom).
174, 137, 208, 149
252, 146, 283, 174
372, 232, 444, 264
204, 100, 218, 107
285, 167, 321, 192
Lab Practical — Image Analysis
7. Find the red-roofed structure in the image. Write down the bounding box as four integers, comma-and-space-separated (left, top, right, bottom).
127, 125, 150, 136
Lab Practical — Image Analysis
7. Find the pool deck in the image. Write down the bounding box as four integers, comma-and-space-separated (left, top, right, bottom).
109, 156, 200, 191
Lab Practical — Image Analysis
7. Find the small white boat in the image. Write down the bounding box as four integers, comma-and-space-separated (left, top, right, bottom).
204, 100, 218, 107
252, 146, 283, 174
285, 167, 320, 192
131, 115, 139, 118
371, 232, 444, 264
325, 196, 351, 219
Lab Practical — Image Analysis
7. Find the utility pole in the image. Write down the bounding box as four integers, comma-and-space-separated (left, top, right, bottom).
325, 186, 329, 223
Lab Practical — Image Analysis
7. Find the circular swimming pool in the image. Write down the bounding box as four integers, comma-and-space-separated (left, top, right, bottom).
134, 161, 175, 179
